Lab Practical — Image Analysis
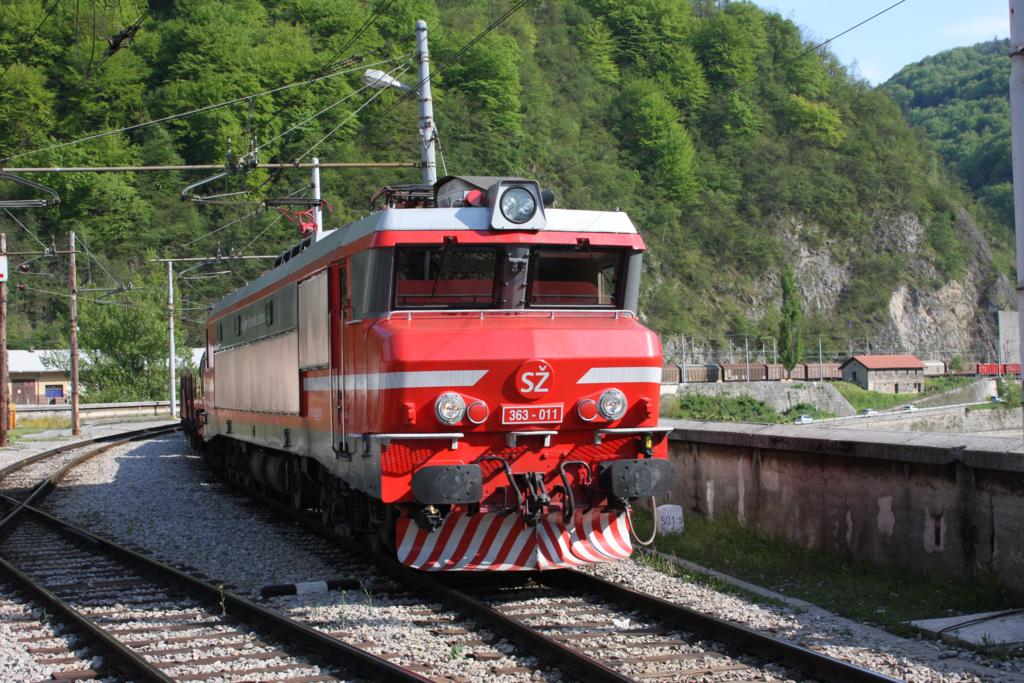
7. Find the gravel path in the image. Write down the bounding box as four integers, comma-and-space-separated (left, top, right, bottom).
585, 558, 1024, 682
43, 434, 554, 682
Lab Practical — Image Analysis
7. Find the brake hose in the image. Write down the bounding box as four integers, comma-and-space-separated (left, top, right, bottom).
626, 497, 659, 547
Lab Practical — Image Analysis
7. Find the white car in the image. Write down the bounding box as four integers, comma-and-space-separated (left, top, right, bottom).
793, 415, 814, 424
860, 408, 877, 416
899, 404, 918, 413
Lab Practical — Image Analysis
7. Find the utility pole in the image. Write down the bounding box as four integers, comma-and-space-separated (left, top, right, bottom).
0, 233, 8, 447
744, 336, 750, 382
149, 254, 276, 420
167, 261, 176, 419
1012, 0, 1024, 437
69, 232, 79, 435
818, 336, 824, 383
416, 20, 438, 185
312, 157, 323, 241
680, 333, 687, 384
772, 336, 777, 364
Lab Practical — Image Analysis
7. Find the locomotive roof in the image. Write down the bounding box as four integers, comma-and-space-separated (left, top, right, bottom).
210, 206, 639, 317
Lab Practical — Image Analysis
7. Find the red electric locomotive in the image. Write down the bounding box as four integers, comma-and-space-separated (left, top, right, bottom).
183, 175, 674, 571
180, 21, 673, 572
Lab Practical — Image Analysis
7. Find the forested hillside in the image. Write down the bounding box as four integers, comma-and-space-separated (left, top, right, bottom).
0, 0, 1013, 394
884, 39, 1013, 236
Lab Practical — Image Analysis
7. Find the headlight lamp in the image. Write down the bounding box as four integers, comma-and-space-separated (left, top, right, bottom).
499, 187, 537, 224
597, 388, 627, 420
434, 392, 466, 425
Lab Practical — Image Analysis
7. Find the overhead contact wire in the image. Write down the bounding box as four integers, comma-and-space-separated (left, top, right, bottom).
1, 56, 406, 164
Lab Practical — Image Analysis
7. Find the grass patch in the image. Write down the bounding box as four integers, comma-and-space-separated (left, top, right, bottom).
662, 394, 834, 424
832, 381, 920, 412
923, 376, 974, 395
997, 377, 1022, 407
633, 511, 1023, 634
8, 416, 72, 443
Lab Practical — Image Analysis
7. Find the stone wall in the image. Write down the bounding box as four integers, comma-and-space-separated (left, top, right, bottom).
827, 405, 1021, 434
664, 419, 1024, 584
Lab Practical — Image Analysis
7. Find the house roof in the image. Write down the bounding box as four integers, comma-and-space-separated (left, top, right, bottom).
9, 350, 51, 374
841, 354, 926, 370
7, 349, 206, 375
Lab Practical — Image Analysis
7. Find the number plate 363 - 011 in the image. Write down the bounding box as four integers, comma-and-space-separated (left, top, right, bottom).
500, 404, 564, 425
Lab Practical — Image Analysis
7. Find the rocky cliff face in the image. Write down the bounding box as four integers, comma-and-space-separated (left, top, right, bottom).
773, 209, 1011, 361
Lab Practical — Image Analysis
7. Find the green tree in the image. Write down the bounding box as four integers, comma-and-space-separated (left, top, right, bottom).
46, 264, 190, 402
617, 80, 699, 201
778, 266, 802, 372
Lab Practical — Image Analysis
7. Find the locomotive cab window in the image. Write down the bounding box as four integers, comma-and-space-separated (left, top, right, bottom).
394, 246, 499, 309
528, 247, 623, 307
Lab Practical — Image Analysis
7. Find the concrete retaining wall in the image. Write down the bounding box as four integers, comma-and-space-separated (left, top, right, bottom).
915, 379, 997, 408
670, 381, 856, 417
664, 419, 1024, 584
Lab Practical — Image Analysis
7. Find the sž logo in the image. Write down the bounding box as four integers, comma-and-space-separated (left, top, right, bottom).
515, 359, 553, 399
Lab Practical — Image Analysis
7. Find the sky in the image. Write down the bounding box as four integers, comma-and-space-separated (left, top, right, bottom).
753, 0, 1010, 85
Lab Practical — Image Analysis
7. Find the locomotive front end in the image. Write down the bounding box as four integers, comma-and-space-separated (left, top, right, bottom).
364, 176, 675, 571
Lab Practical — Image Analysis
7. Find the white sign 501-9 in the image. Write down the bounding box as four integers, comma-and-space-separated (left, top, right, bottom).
657, 504, 684, 535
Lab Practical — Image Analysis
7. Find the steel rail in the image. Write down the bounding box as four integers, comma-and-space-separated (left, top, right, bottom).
0, 423, 177, 481
0, 445, 431, 683
223, 480, 647, 683
542, 569, 901, 683
0, 425, 180, 531
226, 467, 901, 683
1, 502, 431, 682
0, 547, 174, 682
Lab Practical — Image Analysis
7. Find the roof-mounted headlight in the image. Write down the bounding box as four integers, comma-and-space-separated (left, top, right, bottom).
499, 187, 537, 224
435, 392, 466, 425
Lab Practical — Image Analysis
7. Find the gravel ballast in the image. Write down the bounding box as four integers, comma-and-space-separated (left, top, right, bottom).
37, 432, 1024, 682
586, 558, 1024, 682
43, 434, 552, 682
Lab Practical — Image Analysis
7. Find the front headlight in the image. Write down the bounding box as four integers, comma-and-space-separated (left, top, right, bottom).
499, 187, 537, 224
598, 388, 627, 420
435, 392, 466, 425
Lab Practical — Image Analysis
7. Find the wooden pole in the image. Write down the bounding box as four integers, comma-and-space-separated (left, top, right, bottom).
0, 233, 8, 447
69, 232, 79, 436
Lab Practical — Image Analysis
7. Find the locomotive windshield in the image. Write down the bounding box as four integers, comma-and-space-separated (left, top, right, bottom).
395, 246, 500, 308
528, 247, 621, 307
393, 245, 626, 310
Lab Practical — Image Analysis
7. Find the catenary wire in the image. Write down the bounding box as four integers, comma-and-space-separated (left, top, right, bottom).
315, 0, 396, 78
0, 55, 406, 164
2, 209, 49, 250
0, 0, 61, 84
2, 4, 153, 160
254, 75, 392, 153
728, 0, 910, 95
295, 62, 411, 161
333, 0, 532, 155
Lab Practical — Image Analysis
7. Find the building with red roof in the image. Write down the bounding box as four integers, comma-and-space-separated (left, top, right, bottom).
839, 354, 926, 393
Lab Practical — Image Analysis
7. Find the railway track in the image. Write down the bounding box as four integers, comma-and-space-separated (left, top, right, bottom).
230, 467, 899, 683
0, 426, 430, 683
